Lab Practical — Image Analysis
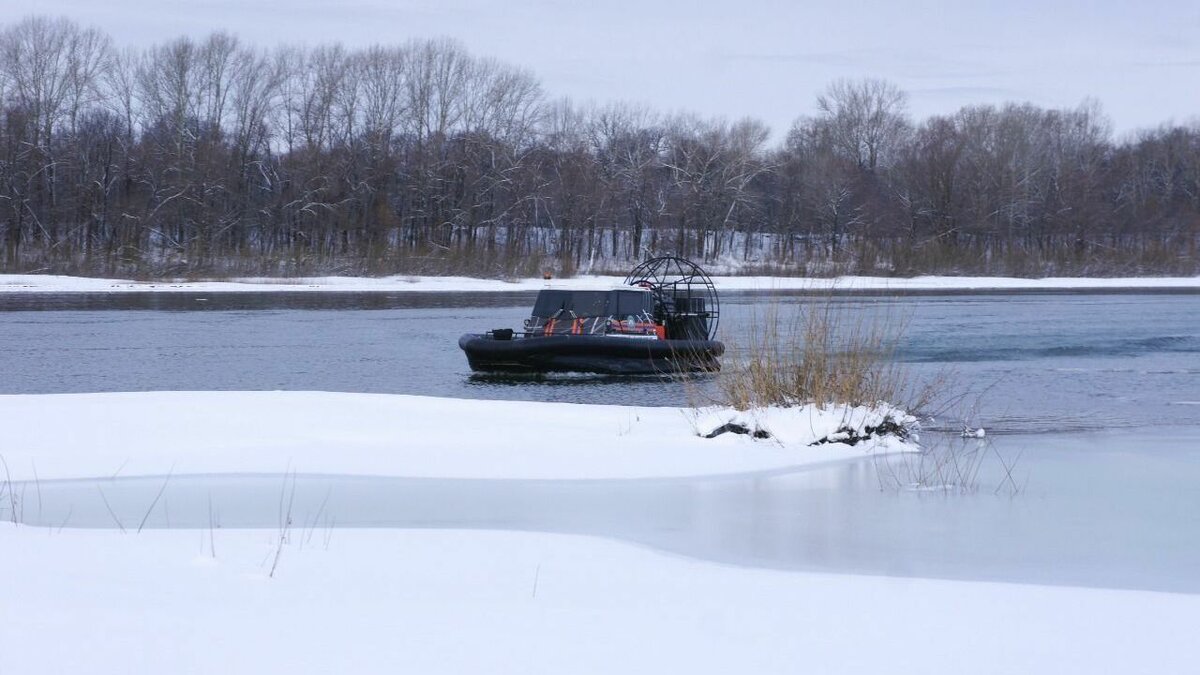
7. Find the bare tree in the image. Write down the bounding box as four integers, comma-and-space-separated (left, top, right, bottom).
357, 45, 408, 146
589, 102, 665, 259
816, 78, 909, 172
228, 44, 282, 162
460, 58, 543, 145
1, 17, 81, 147
404, 38, 468, 144
786, 117, 862, 257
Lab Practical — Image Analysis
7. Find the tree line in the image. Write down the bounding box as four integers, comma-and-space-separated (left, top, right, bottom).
1, 15, 1197, 278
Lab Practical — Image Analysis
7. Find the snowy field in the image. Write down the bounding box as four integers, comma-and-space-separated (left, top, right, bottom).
3, 526, 1198, 675
4, 391, 1198, 673
0, 391, 914, 481
3, 272, 1200, 294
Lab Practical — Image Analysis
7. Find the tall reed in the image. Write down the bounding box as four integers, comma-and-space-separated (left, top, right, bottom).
717, 297, 940, 412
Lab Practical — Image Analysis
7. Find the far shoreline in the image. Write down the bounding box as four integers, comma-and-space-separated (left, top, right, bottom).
4, 272, 1200, 295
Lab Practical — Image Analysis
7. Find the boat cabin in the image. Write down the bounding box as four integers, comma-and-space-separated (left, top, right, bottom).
525, 287, 711, 340
526, 288, 658, 337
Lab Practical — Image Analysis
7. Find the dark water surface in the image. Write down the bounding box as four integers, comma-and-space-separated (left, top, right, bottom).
3, 290, 1198, 433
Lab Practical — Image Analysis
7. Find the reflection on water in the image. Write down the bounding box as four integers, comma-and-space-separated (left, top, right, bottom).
9, 431, 1200, 594
465, 371, 715, 397
466, 372, 680, 386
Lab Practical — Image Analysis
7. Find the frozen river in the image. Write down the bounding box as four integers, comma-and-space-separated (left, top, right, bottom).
11, 429, 1200, 593
2, 289, 1199, 592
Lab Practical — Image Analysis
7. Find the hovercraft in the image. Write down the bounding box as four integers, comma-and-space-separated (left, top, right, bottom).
459, 256, 725, 374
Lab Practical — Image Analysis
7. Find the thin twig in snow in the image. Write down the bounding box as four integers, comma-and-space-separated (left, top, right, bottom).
96, 487, 126, 533
137, 468, 174, 533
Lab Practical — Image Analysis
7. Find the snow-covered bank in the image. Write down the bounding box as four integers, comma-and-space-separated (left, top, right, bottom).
1, 525, 1196, 675
0, 391, 914, 482
3, 272, 1200, 294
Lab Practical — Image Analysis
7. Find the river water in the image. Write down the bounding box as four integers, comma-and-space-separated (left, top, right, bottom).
3, 290, 1199, 433
2, 289, 1199, 592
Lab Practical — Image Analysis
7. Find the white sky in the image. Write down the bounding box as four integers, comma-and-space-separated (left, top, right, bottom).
6, 0, 1199, 138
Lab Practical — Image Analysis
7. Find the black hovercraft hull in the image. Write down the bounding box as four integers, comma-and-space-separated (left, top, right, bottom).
458, 334, 724, 374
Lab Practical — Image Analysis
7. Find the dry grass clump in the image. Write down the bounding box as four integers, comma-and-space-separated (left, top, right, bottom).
718, 299, 939, 412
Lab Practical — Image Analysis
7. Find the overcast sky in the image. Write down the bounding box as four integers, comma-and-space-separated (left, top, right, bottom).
6, 0, 1199, 138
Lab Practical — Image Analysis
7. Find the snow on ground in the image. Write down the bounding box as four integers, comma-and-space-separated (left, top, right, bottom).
3, 392, 1195, 673
2, 525, 1197, 675
0, 391, 915, 482
3, 272, 1200, 294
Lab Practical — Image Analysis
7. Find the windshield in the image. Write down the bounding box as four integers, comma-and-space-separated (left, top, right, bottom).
530, 289, 652, 318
